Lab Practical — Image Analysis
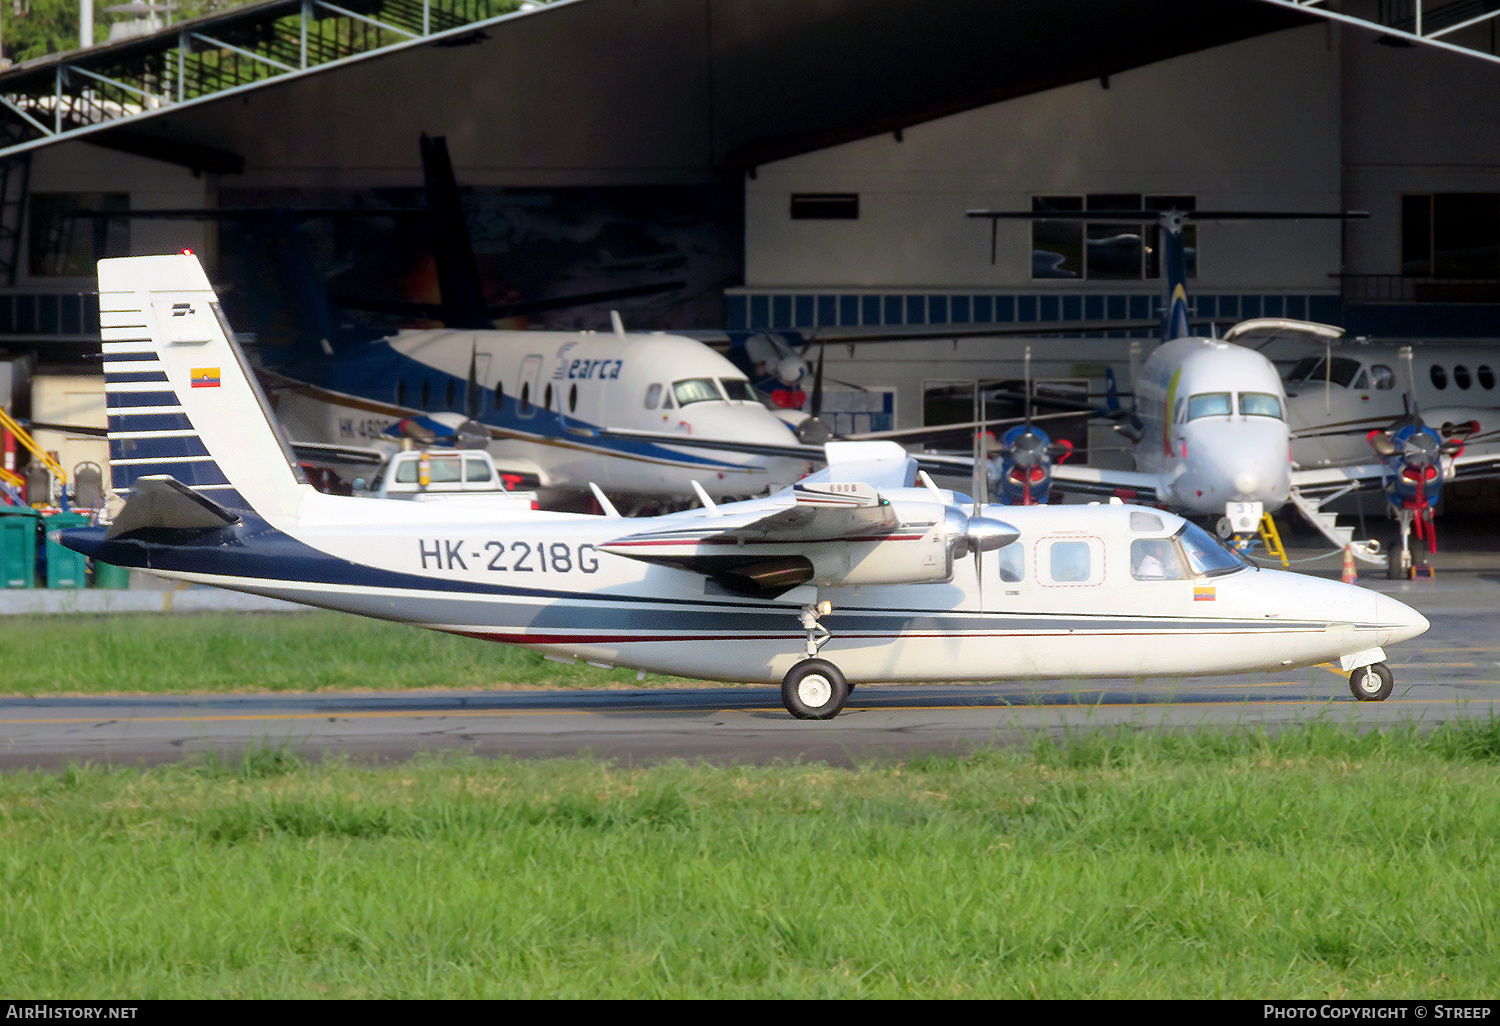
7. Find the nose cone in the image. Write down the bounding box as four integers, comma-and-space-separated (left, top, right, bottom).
1374, 591, 1429, 645
1185, 419, 1291, 506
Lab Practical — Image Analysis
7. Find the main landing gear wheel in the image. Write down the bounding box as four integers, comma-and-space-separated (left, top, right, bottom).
781, 658, 850, 720
1350, 662, 1394, 702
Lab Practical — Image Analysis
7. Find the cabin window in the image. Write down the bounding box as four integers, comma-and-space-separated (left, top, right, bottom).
1130, 512, 1163, 532
1049, 541, 1091, 583
445, 380, 456, 409
720, 378, 757, 402
1131, 538, 1187, 580
464, 458, 493, 483
999, 543, 1023, 583
396, 380, 406, 406
1431, 365, 1449, 390
1455, 365, 1472, 390
569, 384, 578, 413
645, 384, 662, 409
1370, 365, 1395, 390
420, 380, 431, 407
520, 382, 532, 413
1238, 392, 1283, 420
1480, 366, 1496, 390
673, 378, 722, 406
1177, 522, 1244, 577
544, 383, 553, 411
1351, 369, 1368, 390
427, 456, 462, 483
1186, 392, 1231, 420
494, 380, 504, 407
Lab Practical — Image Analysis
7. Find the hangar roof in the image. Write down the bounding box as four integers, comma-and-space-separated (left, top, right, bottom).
0, 0, 1318, 179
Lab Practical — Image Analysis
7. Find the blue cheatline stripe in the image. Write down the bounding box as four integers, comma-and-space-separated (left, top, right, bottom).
106, 390, 180, 409
104, 370, 170, 384
108, 412, 196, 433
112, 460, 230, 489
109, 434, 211, 460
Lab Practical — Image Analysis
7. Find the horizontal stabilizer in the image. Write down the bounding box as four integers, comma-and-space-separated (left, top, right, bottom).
106, 476, 242, 539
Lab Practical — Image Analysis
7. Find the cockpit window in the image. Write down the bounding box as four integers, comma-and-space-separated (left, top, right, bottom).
644, 383, 662, 409
1130, 511, 1164, 532
1176, 522, 1246, 577
720, 378, 757, 402
1370, 365, 1395, 390
672, 378, 723, 406
1131, 538, 1187, 580
1285, 356, 1362, 389
1187, 392, 1231, 420
1238, 392, 1283, 419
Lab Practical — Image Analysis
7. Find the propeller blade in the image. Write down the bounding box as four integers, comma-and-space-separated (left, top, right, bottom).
810, 339, 826, 421
1367, 429, 1397, 457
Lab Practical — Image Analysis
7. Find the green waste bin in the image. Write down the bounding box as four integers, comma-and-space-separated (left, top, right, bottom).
92, 560, 131, 589
42, 511, 90, 589
0, 507, 39, 588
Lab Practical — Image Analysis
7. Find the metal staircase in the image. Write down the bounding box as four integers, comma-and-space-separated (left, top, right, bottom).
1288, 487, 1383, 564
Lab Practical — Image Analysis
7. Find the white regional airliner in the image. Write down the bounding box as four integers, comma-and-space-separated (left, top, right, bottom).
60, 254, 1428, 718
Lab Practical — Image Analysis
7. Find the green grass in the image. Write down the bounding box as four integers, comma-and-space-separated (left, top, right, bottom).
0, 611, 695, 694
3, 722, 1500, 997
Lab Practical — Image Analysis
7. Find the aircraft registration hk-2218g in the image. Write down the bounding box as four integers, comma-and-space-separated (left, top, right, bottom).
60, 254, 1430, 718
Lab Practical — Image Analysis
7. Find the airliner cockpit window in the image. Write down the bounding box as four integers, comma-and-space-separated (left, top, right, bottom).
1176, 522, 1245, 577
1371, 365, 1395, 390
720, 379, 757, 402
1284, 356, 1362, 389
1186, 392, 1231, 420
644, 383, 662, 409
1238, 392, 1283, 419
673, 378, 723, 406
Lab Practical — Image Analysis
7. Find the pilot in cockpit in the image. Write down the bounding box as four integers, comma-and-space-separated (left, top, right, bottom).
1132, 538, 1185, 580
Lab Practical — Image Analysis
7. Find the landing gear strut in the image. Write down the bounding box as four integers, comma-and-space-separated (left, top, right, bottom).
782, 601, 852, 719
1349, 662, 1394, 702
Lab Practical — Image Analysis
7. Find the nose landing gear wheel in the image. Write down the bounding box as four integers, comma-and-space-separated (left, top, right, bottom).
781, 658, 850, 720
1350, 662, 1394, 702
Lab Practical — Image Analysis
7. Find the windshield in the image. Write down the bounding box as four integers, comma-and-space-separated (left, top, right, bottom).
673, 378, 723, 406
1176, 522, 1247, 577
720, 378, 757, 402
1285, 356, 1362, 389
1239, 392, 1283, 419
1187, 392, 1232, 420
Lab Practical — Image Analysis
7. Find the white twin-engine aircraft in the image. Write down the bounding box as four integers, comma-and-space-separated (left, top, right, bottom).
60, 254, 1429, 719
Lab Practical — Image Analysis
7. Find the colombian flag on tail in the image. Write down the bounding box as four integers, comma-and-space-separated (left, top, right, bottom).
191, 367, 221, 388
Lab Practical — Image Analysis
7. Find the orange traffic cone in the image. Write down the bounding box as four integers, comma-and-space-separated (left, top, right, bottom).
1341, 544, 1358, 585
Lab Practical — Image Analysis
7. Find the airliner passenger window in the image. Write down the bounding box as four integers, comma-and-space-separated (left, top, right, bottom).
673, 378, 722, 406
1431, 365, 1448, 390
1187, 392, 1231, 419
999, 543, 1023, 583
1480, 366, 1496, 390
1238, 393, 1283, 419
520, 383, 531, 413
1049, 541, 1091, 583
569, 384, 578, 412
1455, 365, 1472, 390
645, 384, 662, 409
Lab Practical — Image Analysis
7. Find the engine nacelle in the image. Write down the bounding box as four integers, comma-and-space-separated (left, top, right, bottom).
808, 503, 1018, 588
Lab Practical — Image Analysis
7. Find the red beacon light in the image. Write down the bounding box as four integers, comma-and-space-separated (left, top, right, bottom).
180, 248, 194, 255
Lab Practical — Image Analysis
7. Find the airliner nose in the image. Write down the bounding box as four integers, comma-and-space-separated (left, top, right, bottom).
1234, 470, 1259, 494
1375, 591, 1429, 644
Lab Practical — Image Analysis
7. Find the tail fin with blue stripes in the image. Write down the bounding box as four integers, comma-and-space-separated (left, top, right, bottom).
98, 253, 307, 521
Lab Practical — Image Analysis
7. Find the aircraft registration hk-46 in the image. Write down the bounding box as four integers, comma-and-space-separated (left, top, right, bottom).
60, 255, 1429, 718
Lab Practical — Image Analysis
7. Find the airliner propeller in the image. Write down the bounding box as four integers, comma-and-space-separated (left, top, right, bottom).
1365, 346, 1476, 577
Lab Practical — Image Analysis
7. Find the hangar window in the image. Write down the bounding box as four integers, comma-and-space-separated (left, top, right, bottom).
1402, 193, 1500, 279
1031, 194, 1196, 281
28, 193, 130, 277
791, 194, 859, 220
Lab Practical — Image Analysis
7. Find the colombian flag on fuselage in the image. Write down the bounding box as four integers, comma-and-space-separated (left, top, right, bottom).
191, 367, 221, 388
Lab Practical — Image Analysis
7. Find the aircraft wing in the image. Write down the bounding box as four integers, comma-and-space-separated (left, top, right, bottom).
1048, 464, 1163, 503
594, 427, 975, 476
1291, 449, 1500, 499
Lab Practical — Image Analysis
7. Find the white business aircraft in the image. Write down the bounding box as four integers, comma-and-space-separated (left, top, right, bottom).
58, 253, 1428, 717
267, 324, 814, 508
